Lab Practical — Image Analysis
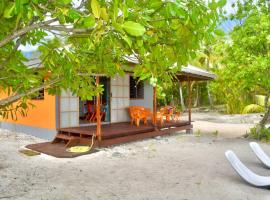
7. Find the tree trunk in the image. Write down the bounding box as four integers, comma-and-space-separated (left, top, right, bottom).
179, 82, 185, 110
207, 82, 214, 108
259, 93, 270, 128
193, 82, 199, 107
206, 56, 214, 109
260, 107, 270, 128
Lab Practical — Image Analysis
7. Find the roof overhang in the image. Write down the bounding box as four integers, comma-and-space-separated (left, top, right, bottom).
176, 64, 216, 82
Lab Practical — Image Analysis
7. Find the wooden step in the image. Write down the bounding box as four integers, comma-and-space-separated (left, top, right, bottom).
55, 133, 75, 140
52, 132, 95, 148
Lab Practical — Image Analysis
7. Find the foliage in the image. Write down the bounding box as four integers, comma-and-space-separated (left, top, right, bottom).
210, 0, 270, 115
249, 126, 270, 142
0, 0, 223, 119
242, 104, 264, 114
256, 95, 270, 107
130, 0, 223, 87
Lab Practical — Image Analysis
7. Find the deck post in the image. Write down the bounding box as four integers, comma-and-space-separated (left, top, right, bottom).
188, 76, 192, 123
187, 76, 193, 134
153, 86, 157, 129
96, 76, 102, 142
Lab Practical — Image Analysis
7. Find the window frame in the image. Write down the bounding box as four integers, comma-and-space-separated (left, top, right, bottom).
31, 88, 45, 100
129, 76, 144, 100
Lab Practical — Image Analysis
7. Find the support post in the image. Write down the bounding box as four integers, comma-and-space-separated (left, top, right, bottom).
186, 77, 193, 134
179, 81, 185, 110
96, 76, 102, 142
153, 86, 157, 129
188, 77, 192, 124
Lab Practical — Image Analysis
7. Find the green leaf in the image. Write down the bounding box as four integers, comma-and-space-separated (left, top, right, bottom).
59, 0, 72, 5
121, 35, 132, 47
209, 2, 217, 10
21, 102, 27, 109
91, 0, 101, 19
122, 21, 146, 37
218, 0, 227, 7
28, 77, 38, 84
4, 3, 15, 18
0, 1, 5, 16
15, 0, 21, 14
112, 22, 125, 34
100, 7, 108, 21
83, 16, 95, 28
67, 9, 81, 20
214, 29, 225, 36
113, 0, 119, 21
27, 9, 33, 20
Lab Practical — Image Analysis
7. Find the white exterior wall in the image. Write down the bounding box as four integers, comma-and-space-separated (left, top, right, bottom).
130, 81, 153, 111
110, 74, 130, 123
59, 90, 79, 128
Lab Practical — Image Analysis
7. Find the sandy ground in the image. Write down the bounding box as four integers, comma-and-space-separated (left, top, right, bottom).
0, 112, 270, 200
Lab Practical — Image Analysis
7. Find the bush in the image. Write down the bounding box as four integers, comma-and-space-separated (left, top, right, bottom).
249, 126, 270, 142
256, 95, 270, 107
242, 104, 264, 114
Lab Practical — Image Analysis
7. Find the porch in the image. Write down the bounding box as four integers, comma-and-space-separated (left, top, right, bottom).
26, 64, 214, 158
26, 120, 192, 158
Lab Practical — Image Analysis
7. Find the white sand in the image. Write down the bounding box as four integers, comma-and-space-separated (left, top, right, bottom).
0, 112, 269, 200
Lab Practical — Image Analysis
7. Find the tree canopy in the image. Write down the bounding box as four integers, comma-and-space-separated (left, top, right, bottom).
210, 0, 270, 130
0, 0, 224, 118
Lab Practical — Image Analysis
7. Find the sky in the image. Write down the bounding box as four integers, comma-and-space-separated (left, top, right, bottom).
19, 0, 239, 52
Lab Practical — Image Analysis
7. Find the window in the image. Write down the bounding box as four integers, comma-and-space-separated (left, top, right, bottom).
31, 89, 45, 100
130, 76, 144, 99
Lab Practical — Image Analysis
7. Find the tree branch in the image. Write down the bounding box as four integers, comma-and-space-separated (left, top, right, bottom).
0, 18, 58, 48
0, 79, 61, 107
43, 25, 94, 33
0, 18, 38, 70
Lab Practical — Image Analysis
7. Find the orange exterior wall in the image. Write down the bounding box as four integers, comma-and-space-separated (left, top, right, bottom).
0, 92, 57, 130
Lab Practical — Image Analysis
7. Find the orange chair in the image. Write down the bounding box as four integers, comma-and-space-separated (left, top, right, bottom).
160, 106, 174, 122
129, 106, 153, 127
156, 112, 164, 125
86, 101, 95, 121
173, 111, 181, 121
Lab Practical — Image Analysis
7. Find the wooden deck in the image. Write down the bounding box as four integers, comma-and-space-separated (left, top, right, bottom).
26, 121, 192, 158
59, 121, 190, 138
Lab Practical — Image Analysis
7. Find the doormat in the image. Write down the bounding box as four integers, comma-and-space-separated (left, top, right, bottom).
19, 149, 41, 156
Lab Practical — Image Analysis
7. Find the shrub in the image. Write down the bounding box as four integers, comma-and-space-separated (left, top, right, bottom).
242, 104, 264, 114
249, 126, 270, 142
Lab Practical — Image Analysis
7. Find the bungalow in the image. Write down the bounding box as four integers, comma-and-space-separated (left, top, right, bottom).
0, 55, 215, 150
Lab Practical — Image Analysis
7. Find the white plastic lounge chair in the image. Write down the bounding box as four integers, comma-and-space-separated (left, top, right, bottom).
250, 142, 270, 168
225, 150, 270, 188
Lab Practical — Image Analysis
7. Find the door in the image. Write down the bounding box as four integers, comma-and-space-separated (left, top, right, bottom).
59, 90, 79, 128
110, 74, 130, 123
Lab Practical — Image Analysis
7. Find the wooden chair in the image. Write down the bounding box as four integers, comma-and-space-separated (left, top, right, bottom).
129, 106, 153, 127
90, 105, 106, 122
156, 112, 164, 125
160, 106, 174, 122
86, 102, 95, 121
173, 111, 181, 121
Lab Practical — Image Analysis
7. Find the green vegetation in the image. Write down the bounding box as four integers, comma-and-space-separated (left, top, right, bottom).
0, 0, 223, 119
155, 0, 270, 140
249, 127, 270, 143
242, 104, 264, 114
212, 0, 270, 137
0, 0, 269, 140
